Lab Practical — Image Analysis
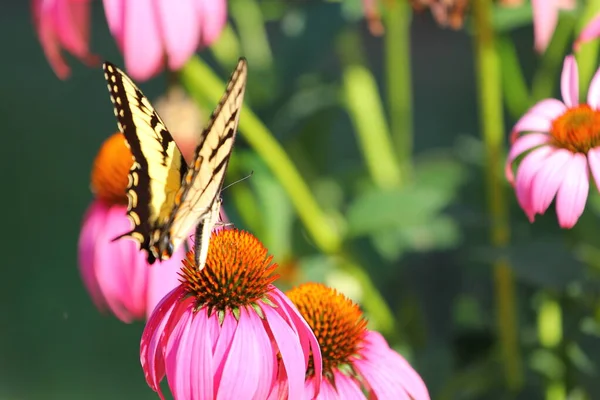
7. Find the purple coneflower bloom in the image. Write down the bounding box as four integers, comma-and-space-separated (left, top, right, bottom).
506, 55, 600, 228
287, 283, 430, 400
141, 229, 322, 400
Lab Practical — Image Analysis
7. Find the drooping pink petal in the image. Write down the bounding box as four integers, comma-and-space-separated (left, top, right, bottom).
588, 147, 600, 191
213, 311, 238, 386
532, 0, 559, 53
217, 309, 261, 399
102, 0, 124, 50
122, 0, 163, 81
314, 378, 342, 400
270, 290, 323, 389
246, 309, 277, 400
355, 331, 430, 400
263, 305, 306, 400
146, 247, 187, 318
530, 148, 573, 215
165, 307, 195, 400
189, 308, 214, 400
141, 286, 183, 399
575, 13, 600, 51
506, 133, 550, 184
588, 67, 600, 109
332, 372, 366, 399
511, 114, 552, 140
156, 0, 201, 71
78, 201, 108, 310
196, 0, 228, 46
561, 55, 580, 108
555, 153, 589, 228
514, 146, 554, 221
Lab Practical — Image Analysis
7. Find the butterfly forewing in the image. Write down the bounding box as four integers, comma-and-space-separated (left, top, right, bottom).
103, 62, 186, 263
160, 59, 248, 258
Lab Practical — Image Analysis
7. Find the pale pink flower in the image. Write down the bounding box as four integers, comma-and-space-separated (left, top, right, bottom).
505, 55, 600, 228
287, 283, 430, 400
532, 0, 575, 53
32, 0, 99, 79
575, 12, 600, 51
78, 132, 187, 322
103, 0, 227, 81
141, 229, 322, 400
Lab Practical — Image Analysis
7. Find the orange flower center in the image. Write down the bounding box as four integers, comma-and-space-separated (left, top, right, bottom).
90, 132, 133, 204
286, 283, 367, 377
180, 229, 279, 315
550, 105, 600, 153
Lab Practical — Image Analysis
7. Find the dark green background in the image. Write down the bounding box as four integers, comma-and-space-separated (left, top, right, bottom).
2, 1, 595, 399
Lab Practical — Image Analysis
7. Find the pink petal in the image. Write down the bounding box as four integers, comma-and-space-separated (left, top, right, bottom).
33, 0, 71, 79
269, 290, 323, 391
505, 133, 550, 184
165, 308, 195, 400
189, 308, 214, 399
216, 309, 260, 399
103, 0, 124, 50
332, 372, 366, 399
141, 286, 183, 399
588, 66, 600, 109
246, 310, 277, 400
213, 312, 238, 386
78, 200, 108, 310
532, 0, 559, 53
561, 55, 579, 108
512, 115, 552, 140
313, 378, 342, 400
575, 13, 600, 51
53, 0, 91, 58
123, 0, 163, 81
263, 305, 306, 400
156, 0, 200, 70
555, 153, 589, 228
588, 147, 600, 190
355, 331, 430, 400
196, 0, 228, 47
531, 148, 573, 215
514, 146, 554, 221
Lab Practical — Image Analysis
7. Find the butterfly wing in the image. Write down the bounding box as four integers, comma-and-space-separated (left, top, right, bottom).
157, 58, 248, 259
103, 62, 186, 264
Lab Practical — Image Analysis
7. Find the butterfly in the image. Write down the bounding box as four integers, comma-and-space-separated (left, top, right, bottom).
103, 58, 247, 270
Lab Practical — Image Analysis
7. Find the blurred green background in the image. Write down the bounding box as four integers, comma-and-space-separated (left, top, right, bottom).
3, 0, 600, 399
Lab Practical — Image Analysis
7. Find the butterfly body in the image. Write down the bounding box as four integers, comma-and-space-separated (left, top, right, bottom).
103, 59, 247, 269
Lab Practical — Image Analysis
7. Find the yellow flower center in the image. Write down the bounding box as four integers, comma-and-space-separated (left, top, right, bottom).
550, 104, 600, 153
180, 229, 279, 315
90, 132, 132, 204
286, 283, 367, 377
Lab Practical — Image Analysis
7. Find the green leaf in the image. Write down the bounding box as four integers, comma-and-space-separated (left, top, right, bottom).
347, 185, 454, 236
491, 3, 533, 32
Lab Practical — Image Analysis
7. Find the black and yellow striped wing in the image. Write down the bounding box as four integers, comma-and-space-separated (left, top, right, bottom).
156, 58, 248, 269
103, 62, 186, 263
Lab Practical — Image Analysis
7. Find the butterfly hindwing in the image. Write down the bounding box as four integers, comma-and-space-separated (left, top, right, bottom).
103, 62, 186, 263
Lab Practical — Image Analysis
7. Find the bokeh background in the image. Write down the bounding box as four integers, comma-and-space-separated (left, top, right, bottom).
3, 0, 600, 399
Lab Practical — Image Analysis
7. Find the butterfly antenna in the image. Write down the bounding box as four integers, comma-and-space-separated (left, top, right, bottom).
221, 170, 254, 193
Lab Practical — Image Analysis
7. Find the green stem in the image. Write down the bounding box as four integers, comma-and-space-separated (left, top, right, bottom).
537, 295, 565, 400
338, 29, 402, 189
472, 0, 522, 391
575, 0, 600, 95
384, 0, 413, 181
180, 56, 341, 254
229, 0, 273, 69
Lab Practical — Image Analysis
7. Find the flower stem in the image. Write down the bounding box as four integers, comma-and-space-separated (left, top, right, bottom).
384, 0, 413, 181
180, 56, 341, 254
472, 0, 522, 391
338, 29, 402, 189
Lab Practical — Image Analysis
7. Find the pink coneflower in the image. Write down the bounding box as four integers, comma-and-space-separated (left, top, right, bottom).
141, 229, 322, 400
286, 283, 430, 400
505, 55, 600, 228
102, 0, 227, 81
31, 0, 99, 79
531, 0, 575, 53
78, 132, 185, 322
